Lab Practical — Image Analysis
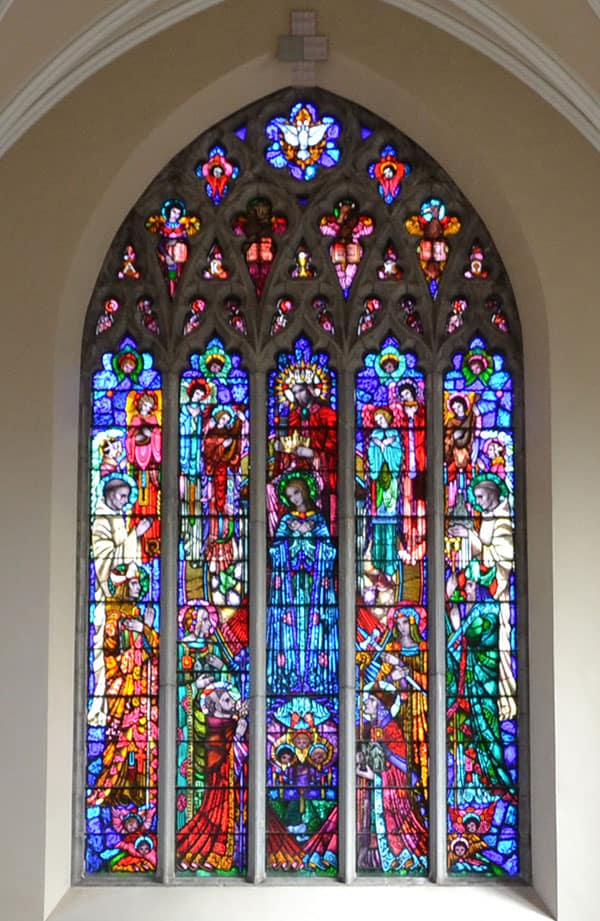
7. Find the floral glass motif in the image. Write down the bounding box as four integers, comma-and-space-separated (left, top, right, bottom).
265, 101, 341, 181
368, 145, 411, 204
233, 198, 287, 299
118, 244, 140, 280
271, 297, 295, 336
203, 242, 229, 280
266, 338, 339, 875
96, 298, 120, 335
446, 298, 469, 335
357, 297, 382, 337
312, 296, 335, 335
145, 199, 200, 298
86, 338, 162, 874
444, 338, 518, 877
196, 145, 239, 206
319, 199, 374, 298
177, 341, 250, 875
486, 295, 509, 333
226, 297, 247, 336
405, 198, 461, 299
355, 337, 428, 874
464, 241, 489, 280
377, 243, 403, 280
399, 295, 424, 335
137, 297, 160, 336
290, 241, 317, 278
182, 299, 206, 336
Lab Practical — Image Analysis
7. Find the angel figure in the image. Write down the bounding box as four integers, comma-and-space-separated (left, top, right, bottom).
232, 198, 287, 298
405, 197, 461, 299
110, 806, 157, 872
319, 199, 374, 297
145, 198, 200, 297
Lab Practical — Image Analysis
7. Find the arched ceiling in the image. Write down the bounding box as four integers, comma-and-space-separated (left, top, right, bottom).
0, 0, 598, 156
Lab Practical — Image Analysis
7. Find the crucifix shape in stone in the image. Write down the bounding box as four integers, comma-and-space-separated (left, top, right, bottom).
278, 10, 329, 85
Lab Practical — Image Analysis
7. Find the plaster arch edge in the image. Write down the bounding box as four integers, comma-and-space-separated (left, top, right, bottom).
0, 0, 13, 23
1, 0, 599, 160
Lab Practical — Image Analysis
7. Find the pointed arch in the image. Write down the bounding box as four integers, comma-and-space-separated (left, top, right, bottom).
79, 88, 526, 881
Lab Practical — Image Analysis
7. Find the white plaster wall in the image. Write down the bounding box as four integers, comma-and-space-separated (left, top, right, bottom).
1, 1, 598, 918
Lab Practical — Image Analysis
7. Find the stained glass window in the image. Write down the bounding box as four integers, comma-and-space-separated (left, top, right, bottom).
80, 89, 525, 883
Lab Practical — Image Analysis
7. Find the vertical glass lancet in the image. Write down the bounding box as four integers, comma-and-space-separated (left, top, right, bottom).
444, 337, 519, 876
266, 337, 339, 875
86, 338, 162, 873
355, 337, 429, 874
176, 339, 250, 875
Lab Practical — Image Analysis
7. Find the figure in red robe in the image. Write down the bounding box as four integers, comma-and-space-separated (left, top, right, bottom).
272, 380, 337, 533
126, 390, 162, 560
356, 685, 428, 872
177, 680, 248, 872
201, 407, 244, 581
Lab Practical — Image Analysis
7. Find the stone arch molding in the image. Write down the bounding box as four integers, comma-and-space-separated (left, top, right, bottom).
0, 0, 599, 158
0, 0, 14, 24
588, 0, 600, 18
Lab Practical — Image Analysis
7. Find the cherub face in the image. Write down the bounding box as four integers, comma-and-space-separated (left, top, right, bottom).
310, 746, 328, 765
293, 731, 311, 751
123, 815, 141, 834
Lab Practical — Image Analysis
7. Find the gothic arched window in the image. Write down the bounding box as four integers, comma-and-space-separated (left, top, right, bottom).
78, 90, 525, 882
